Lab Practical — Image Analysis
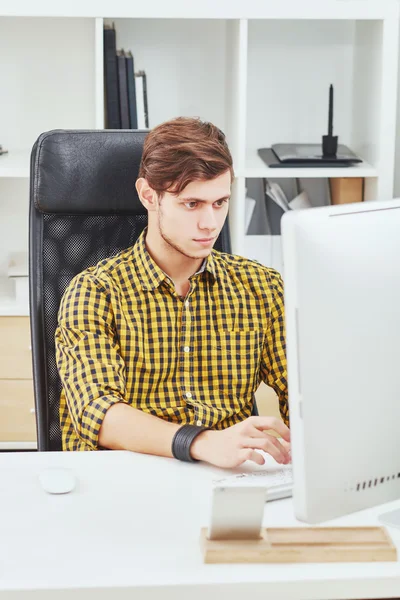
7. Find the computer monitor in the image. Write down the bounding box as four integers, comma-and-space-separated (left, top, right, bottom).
281, 198, 400, 524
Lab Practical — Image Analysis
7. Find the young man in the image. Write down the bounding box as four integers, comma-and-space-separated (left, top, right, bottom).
55, 117, 290, 468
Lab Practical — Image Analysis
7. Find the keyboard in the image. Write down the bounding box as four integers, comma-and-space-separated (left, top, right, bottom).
212, 466, 293, 503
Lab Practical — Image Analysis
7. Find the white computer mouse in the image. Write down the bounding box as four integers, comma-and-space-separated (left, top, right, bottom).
38, 467, 76, 494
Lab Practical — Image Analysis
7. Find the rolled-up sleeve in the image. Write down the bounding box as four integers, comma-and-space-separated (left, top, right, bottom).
55, 274, 126, 449
259, 271, 289, 426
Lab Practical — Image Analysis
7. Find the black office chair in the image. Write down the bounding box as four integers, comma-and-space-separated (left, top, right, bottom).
29, 129, 240, 451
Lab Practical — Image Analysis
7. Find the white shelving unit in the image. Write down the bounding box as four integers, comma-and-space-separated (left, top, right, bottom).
0, 0, 399, 449
0, 0, 398, 299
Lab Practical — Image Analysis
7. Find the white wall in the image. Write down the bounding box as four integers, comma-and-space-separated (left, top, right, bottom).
0, 17, 96, 151
394, 18, 400, 197
246, 20, 355, 156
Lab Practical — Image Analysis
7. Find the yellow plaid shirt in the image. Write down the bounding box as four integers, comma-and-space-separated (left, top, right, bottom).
55, 229, 289, 451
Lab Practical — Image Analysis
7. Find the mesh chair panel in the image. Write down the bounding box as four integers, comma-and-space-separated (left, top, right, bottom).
43, 214, 147, 450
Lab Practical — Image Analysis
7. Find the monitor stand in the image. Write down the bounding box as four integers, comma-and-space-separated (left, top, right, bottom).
379, 508, 400, 530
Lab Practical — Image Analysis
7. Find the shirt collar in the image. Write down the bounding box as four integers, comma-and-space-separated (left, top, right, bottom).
134, 229, 217, 291
204, 250, 217, 281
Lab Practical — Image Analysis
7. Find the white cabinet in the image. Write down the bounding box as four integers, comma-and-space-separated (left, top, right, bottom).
0, 316, 36, 448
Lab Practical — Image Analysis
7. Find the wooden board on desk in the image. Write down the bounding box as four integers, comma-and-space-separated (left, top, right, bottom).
200, 526, 397, 563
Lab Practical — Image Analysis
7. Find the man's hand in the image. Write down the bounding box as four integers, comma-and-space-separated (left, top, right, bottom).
190, 416, 290, 469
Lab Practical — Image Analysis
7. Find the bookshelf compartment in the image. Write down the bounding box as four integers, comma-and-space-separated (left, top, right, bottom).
245, 19, 390, 188
104, 18, 230, 133
0, 17, 96, 156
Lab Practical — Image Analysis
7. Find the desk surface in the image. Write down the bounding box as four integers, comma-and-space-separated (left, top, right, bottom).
1, 450, 400, 600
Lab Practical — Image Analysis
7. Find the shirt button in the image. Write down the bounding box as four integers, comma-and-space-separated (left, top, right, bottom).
185, 300, 189, 308
183, 346, 190, 353
196, 420, 202, 427
186, 392, 192, 398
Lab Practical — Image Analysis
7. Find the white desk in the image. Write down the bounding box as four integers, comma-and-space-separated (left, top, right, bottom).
1, 450, 400, 600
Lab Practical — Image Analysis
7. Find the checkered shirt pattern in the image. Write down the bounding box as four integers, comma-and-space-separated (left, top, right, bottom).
55, 229, 289, 450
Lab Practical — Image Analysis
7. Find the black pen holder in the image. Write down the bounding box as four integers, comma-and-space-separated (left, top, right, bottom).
322, 135, 338, 158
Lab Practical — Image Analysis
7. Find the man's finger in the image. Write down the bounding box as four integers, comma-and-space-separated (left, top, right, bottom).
243, 436, 289, 464
262, 434, 291, 462
238, 448, 265, 466
280, 438, 291, 454
250, 416, 290, 442
246, 426, 291, 458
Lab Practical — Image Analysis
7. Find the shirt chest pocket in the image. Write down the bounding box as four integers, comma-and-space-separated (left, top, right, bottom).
210, 330, 264, 392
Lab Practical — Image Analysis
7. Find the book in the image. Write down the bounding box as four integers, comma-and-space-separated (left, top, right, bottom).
125, 51, 138, 129
245, 178, 271, 235
263, 179, 313, 235
245, 194, 256, 233
299, 179, 331, 208
135, 71, 149, 129
135, 73, 145, 129
103, 24, 121, 129
142, 71, 149, 128
329, 178, 364, 204
117, 50, 130, 129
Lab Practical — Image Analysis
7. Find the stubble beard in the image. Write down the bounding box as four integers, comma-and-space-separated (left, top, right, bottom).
158, 211, 212, 260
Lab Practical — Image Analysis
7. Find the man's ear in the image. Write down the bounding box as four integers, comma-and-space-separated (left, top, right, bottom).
136, 178, 158, 212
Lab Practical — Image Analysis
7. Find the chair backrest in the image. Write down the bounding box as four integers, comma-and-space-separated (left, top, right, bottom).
29, 130, 232, 451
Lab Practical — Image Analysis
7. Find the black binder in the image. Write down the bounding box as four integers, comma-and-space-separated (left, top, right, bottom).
103, 25, 121, 129
117, 50, 130, 129
125, 51, 138, 130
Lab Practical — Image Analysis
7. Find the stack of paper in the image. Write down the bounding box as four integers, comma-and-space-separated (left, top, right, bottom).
8, 252, 28, 306
265, 180, 312, 213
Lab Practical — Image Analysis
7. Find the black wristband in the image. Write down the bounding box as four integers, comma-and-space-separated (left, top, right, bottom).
171, 424, 209, 463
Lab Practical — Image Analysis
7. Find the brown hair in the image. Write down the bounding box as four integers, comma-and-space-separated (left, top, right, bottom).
138, 117, 234, 196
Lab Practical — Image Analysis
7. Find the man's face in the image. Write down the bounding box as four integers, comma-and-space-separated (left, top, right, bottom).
156, 170, 231, 260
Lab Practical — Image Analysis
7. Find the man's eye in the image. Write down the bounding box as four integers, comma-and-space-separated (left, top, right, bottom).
184, 202, 198, 209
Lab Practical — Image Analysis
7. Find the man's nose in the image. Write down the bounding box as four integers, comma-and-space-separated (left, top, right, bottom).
199, 207, 217, 231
